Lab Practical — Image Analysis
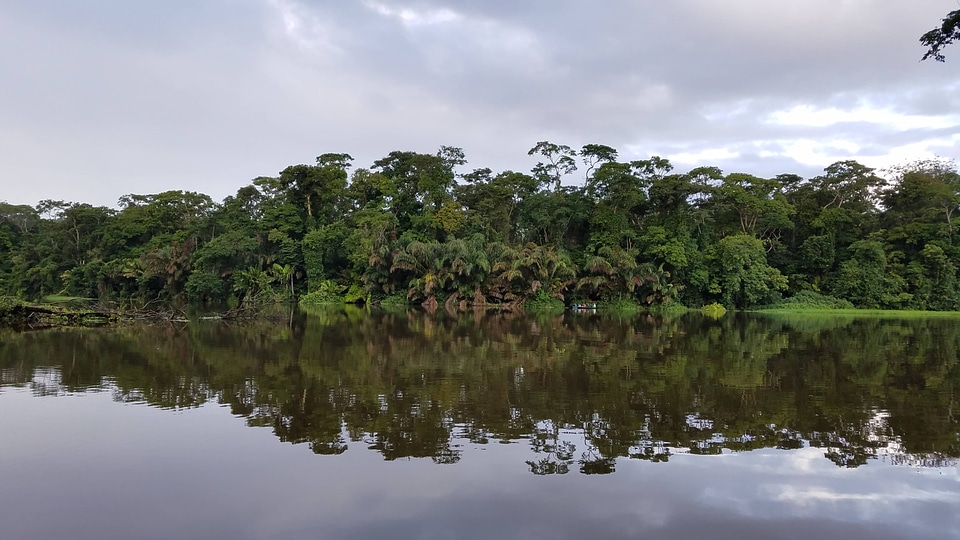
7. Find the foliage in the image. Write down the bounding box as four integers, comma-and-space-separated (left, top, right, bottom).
185, 271, 225, 304
299, 280, 345, 305
524, 289, 565, 312
920, 9, 960, 61
762, 290, 854, 310
378, 292, 409, 308
1, 146, 959, 316
701, 302, 727, 318
711, 234, 788, 308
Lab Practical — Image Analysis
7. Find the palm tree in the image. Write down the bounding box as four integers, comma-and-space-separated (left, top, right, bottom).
486, 242, 521, 305
638, 263, 684, 305
363, 224, 397, 295
439, 235, 490, 306
233, 266, 275, 305
137, 238, 195, 303
390, 240, 447, 303
271, 263, 295, 299
501, 243, 576, 302
577, 245, 641, 301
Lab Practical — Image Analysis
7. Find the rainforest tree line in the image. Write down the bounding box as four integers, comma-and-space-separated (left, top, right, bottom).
1, 144, 959, 310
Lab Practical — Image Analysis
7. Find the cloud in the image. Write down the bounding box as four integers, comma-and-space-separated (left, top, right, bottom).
0, 0, 957, 206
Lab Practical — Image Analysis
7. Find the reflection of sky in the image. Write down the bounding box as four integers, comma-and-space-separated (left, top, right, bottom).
0, 390, 957, 540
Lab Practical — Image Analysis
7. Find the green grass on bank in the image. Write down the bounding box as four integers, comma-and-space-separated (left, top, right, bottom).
746, 290, 960, 318
751, 307, 960, 318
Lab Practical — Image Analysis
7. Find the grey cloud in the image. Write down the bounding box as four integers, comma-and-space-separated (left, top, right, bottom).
0, 0, 957, 206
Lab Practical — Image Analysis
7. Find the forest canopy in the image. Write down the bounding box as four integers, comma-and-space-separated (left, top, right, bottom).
1, 144, 959, 311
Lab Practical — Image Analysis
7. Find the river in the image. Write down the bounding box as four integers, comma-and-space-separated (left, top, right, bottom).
0, 308, 957, 539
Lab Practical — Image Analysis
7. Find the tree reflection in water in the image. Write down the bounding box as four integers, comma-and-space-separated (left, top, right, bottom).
1, 308, 958, 473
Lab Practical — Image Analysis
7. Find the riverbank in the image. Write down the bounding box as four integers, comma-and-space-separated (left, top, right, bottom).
0, 298, 117, 330
751, 307, 960, 318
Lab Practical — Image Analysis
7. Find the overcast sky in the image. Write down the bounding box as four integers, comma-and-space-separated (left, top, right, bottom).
1, 1, 958, 207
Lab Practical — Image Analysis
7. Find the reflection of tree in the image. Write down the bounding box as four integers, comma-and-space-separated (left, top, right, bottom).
0, 309, 958, 473
526, 422, 576, 475
273, 382, 347, 455
579, 442, 616, 474
526, 457, 570, 475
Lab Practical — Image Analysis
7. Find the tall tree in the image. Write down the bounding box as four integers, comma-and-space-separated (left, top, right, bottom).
580, 144, 618, 188
711, 173, 794, 243
528, 141, 577, 190
711, 234, 787, 308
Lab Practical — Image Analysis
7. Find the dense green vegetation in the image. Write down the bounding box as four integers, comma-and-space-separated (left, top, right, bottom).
1, 145, 958, 312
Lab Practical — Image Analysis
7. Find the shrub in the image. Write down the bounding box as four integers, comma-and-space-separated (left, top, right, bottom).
772, 290, 854, 310
524, 289, 564, 312
602, 299, 643, 314
378, 293, 409, 308
701, 302, 727, 318
343, 284, 366, 304
299, 280, 344, 305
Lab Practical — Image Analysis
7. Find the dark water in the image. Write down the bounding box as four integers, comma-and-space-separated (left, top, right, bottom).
1, 309, 958, 540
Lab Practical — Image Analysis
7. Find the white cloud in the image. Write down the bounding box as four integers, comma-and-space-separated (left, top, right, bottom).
768, 104, 960, 131
363, 1, 461, 27
670, 148, 740, 165
0, 0, 958, 205
266, 0, 342, 56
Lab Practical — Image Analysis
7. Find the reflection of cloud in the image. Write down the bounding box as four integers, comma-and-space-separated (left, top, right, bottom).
773, 485, 956, 505
686, 448, 960, 538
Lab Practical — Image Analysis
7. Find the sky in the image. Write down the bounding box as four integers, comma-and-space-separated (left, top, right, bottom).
1, 0, 958, 208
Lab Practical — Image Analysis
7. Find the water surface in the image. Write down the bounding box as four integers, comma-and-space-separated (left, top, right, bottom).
1, 309, 957, 539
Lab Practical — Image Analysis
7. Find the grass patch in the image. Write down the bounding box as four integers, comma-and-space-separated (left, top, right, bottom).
746, 290, 960, 319
1, 299, 116, 329
524, 290, 565, 312
758, 291, 854, 310
299, 280, 345, 306
378, 293, 410, 309
753, 308, 960, 318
